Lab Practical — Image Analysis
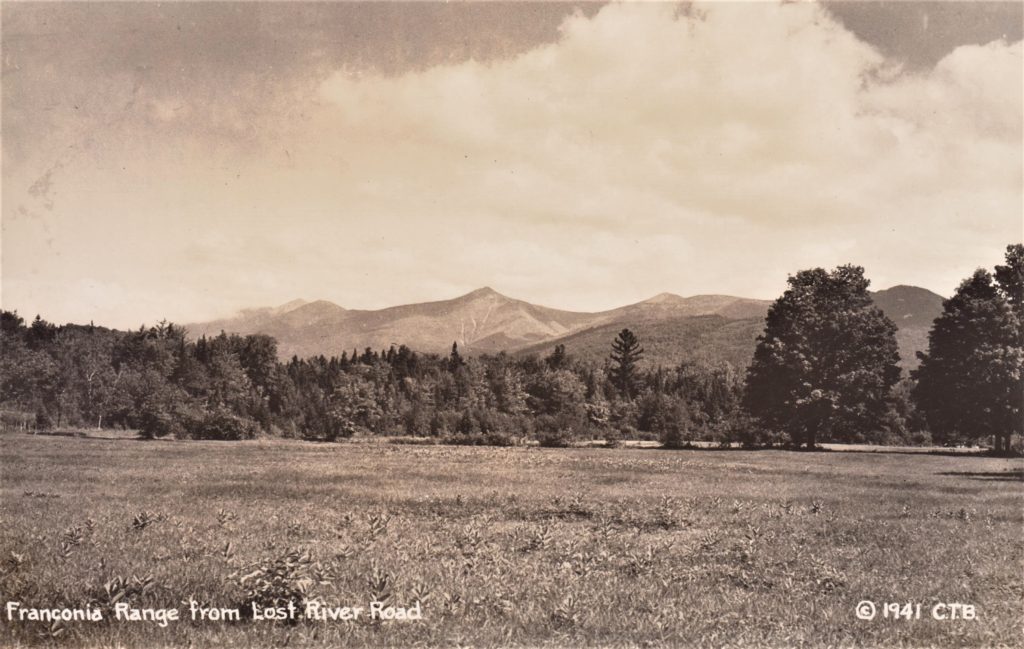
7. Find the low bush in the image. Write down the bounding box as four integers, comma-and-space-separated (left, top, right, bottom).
534, 413, 579, 447
388, 436, 438, 445
536, 429, 575, 448
441, 431, 521, 447
429, 410, 461, 436
33, 409, 53, 431
188, 408, 259, 441
603, 427, 623, 448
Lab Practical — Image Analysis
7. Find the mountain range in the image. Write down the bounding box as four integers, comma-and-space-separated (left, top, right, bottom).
186, 285, 944, 371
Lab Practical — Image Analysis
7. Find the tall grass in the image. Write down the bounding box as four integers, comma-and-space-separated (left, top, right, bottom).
1, 434, 1021, 647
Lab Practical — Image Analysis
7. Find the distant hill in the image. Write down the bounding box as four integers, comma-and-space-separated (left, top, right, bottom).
869, 285, 945, 372
186, 289, 770, 360
515, 314, 767, 370
870, 285, 945, 329
189, 288, 595, 359
186, 285, 944, 372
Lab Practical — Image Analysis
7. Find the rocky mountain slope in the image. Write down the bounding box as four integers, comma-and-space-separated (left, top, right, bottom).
186, 285, 943, 371
187, 288, 770, 360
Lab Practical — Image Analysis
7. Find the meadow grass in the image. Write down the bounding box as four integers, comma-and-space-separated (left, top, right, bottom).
1, 433, 1021, 648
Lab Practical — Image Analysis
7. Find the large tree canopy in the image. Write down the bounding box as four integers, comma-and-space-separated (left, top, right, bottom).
743, 265, 901, 448
913, 264, 1023, 453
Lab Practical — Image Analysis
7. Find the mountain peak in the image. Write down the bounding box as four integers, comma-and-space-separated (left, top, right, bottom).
186, 285, 935, 366
870, 285, 944, 328
289, 299, 346, 316
306, 299, 345, 308
272, 299, 309, 315
462, 286, 506, 300
644, 292, 685, 304
874, 285, 942, 297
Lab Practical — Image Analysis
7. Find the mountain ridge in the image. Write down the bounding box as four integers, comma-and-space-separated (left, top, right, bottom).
185, 285, 944, 370
186, 288, 774, 360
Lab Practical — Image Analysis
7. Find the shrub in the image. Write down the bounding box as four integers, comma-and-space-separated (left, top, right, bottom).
137, 403, 186, 439
34, 409, 53, 431
442, 431, 520, 447
609, 399, 639, 430
429, 410, 461, 436
475, 408, 496, 433
660, 418, 690, 449
534, 413, 579, 447
322, 410, 361, 441
585, 400, 611, 427
1009, 435, 1023, 457
731, 414, 786, 448
0, 410, 34, 432
641, 396, 691, 449
617, 424, 639, 440
190, 407, 258, 441
476, 409, 531, 438
705, 419, 733, 448
507, 413, 534, 436
537, 429, 574, 448
905, 428, 934, 447
456, 410, 478, 435
389, 436, 438, 446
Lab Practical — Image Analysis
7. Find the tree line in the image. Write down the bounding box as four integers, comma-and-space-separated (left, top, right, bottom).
1, 244, 1019, 452
0, 315, 741, 446
745, 244, 1021, 453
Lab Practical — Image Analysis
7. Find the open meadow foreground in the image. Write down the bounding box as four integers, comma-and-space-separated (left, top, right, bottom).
1, 434, 1021, 648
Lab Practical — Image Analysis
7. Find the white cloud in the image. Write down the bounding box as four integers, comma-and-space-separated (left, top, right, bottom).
3, 1, 1021, 326
307, 2, 1021, 298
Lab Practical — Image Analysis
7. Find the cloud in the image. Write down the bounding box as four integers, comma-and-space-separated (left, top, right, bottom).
308, 2, 1021, 295
2, 1, 1020, 326
866, 39, 1022, 141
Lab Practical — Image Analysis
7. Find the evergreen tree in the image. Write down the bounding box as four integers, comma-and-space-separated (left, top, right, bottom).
913, 268, 1022, 453
610, 329, 644, 399
744, 265, 900, 448
545, 344, 569, 370
448, 341, 464, 372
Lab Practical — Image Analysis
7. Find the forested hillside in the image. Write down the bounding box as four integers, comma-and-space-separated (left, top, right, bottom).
516, 315, 766, 370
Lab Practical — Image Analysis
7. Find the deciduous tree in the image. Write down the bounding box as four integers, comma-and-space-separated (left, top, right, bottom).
744, 265, 901, 448
994, 243, 1024, 322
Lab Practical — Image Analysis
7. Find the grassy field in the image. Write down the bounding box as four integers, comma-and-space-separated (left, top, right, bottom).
1, 434, 1021, 648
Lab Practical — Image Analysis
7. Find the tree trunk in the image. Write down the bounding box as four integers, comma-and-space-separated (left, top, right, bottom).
993, 434, 1007, 455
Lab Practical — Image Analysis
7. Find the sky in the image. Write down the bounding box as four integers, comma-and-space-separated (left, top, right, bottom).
2, 1, 1022, 328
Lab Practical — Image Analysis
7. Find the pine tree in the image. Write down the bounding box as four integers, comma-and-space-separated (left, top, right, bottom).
545, 344, 569, 370
913, 268, 1022, 453
448, 341, 464, 372
610, 329, 644, 399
